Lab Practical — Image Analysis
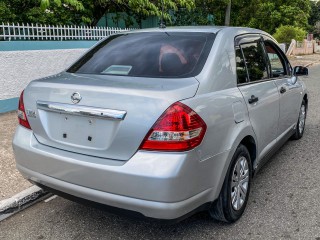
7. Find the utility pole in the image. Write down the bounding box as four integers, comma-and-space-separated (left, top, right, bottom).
225, 0, 231, 26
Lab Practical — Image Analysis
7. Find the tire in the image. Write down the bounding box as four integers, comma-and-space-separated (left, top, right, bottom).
209, 144, 252, 223
291, 100, 307, 140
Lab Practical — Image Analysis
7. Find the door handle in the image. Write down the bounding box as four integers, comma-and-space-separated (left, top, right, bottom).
248, 95, 259, 104
280, 87, 287, 94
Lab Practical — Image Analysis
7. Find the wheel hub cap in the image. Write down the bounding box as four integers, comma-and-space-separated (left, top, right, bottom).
231, 156, 249, 211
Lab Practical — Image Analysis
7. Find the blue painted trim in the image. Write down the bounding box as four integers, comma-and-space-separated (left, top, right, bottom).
0, 41, 98, 51
0, 97, 19, 113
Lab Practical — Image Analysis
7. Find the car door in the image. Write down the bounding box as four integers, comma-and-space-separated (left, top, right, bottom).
263, 37, 302, 136
235, 35, 280, 165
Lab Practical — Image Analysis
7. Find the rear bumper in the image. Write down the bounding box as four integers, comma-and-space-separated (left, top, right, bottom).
13, 126, 230, 219
19, 165, 212, 220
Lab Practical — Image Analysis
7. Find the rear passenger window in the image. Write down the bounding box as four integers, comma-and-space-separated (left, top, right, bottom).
264, 42, 286, 77
240, 42, 268, 82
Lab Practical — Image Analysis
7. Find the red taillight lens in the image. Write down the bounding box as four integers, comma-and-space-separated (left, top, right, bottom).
140, 102, 207, 151
18, 90, 31, 129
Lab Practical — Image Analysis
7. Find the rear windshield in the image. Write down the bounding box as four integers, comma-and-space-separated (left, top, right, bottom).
67, 32, 215, 78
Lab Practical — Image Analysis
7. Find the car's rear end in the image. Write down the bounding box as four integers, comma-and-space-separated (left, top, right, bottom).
12, 29, 220, 220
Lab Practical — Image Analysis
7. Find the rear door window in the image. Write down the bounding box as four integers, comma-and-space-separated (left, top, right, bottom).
68, 32, 215, 78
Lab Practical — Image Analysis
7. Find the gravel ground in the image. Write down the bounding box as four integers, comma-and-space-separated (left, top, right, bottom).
0, 112, 31, 200
289, 53, 320, 67
0, 58, 319, 239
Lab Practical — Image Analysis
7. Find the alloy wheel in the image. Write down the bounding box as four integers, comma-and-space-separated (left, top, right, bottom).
231, 156, 249, 211
299, 104, 306, 134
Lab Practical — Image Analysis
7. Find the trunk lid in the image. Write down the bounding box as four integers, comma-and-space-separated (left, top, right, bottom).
24, 72, 199, 160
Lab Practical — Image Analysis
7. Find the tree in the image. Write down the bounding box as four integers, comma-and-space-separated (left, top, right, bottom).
309, 0, 320, 37
40, 0, 84, 11
234, 0, 311, 34
171, 0, 311, 34
0, 0, 85, 25
171, 0, 230, 26
0, 0, 312, 34
39, 0, 195, 27
309, 0, 320, 26
0, 0, 195, 27
171, 0, 215, 26
313, 21, 320, 38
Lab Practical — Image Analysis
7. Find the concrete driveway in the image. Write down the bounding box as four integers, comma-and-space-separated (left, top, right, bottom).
0, 66, 319, 239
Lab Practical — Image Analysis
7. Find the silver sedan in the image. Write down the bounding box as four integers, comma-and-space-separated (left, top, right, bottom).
13, 26, 308, 223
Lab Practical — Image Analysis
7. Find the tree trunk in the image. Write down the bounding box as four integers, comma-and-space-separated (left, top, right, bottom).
225, 0, 231, 26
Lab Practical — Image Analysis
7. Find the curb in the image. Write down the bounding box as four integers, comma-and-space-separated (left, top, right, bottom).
0, 186, 51, 221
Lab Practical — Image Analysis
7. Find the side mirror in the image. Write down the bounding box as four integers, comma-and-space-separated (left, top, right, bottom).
294, 66, 308, 76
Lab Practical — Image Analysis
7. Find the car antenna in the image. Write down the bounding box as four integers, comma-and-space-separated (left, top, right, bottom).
159, 0, 166, 29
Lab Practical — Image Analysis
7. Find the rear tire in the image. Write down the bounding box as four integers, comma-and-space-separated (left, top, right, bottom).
291, 100, 307, 140
209, 144, 252, 223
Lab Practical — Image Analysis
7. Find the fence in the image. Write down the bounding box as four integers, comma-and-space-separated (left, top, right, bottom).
286, 39, 314, 56
0, 23, 134, 41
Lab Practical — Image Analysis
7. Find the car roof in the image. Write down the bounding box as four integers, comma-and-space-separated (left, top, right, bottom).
125, 26, 275, 44
130, 26, 225, 33
127, 26, 265, 34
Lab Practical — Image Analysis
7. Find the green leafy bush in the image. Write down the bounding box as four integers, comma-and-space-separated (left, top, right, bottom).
273, 25, 307, 44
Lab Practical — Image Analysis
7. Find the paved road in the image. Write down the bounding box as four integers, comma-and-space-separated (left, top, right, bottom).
1, 67, 320, 240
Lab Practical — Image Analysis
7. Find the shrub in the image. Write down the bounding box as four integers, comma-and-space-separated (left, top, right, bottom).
273, 25, 307, 44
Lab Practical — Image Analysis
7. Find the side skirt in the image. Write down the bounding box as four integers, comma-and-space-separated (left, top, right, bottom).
253, 127, 295, 175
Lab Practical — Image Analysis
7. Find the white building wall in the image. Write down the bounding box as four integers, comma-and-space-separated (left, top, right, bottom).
0, 49, 86, 100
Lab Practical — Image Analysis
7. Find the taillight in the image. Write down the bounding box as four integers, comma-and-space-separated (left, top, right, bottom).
18, 90, 31, 129
140, 102, 207, 151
